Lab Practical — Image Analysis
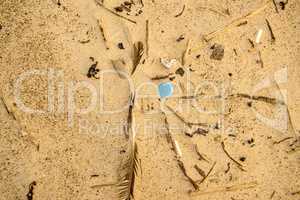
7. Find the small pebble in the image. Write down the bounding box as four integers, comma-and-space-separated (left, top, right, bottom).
175, 67, 185, 76
118, 42, 125, 49
210, 44, 224, 60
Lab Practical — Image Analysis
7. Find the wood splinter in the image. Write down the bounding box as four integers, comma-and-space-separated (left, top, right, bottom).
175, 5, 186, 17
97, 19, 109, 50
221, 141, 246, 172
196, 162, 217, 185
178, 160, 199, 190
266, 19, 276, 43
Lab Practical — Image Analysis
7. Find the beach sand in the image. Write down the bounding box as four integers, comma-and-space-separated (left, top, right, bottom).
0, 0, 299, 199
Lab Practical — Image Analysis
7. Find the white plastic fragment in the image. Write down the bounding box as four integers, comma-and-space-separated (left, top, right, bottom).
160, 58, 177, 69
255, 29, 263, 44
173, 140, 183, 158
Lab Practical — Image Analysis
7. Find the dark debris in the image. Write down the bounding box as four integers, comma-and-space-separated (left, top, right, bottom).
210, 44, 224, 61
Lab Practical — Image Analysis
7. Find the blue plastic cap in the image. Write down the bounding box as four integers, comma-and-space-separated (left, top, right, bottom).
158, 82, 174, 98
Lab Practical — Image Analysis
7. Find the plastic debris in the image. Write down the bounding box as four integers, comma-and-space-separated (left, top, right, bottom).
173, 140, 183, 158
158, 82, 174, 98
255, 29, 263, 43
160, 58, 177, 69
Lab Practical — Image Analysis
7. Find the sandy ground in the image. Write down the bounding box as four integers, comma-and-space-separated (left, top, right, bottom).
0, 0, 300, 199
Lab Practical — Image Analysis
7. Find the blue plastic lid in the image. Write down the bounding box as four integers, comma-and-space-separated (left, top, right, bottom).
158, 82, 174, 98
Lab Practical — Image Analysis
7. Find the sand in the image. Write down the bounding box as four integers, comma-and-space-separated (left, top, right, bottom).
0, 0, 299, 199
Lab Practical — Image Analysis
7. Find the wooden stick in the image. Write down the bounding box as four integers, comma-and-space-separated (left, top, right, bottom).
265, 19, 276, 43
178, 160, 199, 190
221, 142, 245, 171
196, 162, 216, 185
0, 96, 16, 120
194, 165, 206, 178
97, 19, 109, 50
273, 137, 293, 145
151, 73, 173, 80
175, 5, 186, 17
272, 0, 279, 13
145, 20, 149, 57
195, 144, 210, 163
228, 93, 285, 105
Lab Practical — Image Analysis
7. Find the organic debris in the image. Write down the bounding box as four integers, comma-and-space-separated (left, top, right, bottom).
175, 67, 185, 76
186, 128, 209, 137
97, 19, 109, 50
237, 21, 248, 27
265, 19, 276, 43
221, 142, 245, 171
91, 182, 116, 189
228, 93, 285, 105
146, 20, 149, 56
195, 144, 210, 163
26, 181, 37, 200
272, 0, 279, 13
198, 6, 229, 17
175, 5, 186, 17
248, 39, 255, 48
118, 92, 139, 200
0, 96, 16, 120
279, 0, 288, 10
182, 39, 191, 65
178, 160, 199, 190
189, 181, 258, 196
78, 39, 90, 44
176, 35, 185, 42
273, 137, 293, 145
87, 61, 100, 79
194, 165, 206, 178
94, 0, 137, 24
151, 73, 174, 81
202, 1, 270, 41
225, 163, 231, 173
257, 51, 264, 68
118, 42, 125, 49
210, 44, 224, 60
131, 41, 144, 75
196, 162, 216, 185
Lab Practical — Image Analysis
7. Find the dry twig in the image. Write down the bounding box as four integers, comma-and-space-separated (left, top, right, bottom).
178, 160, 199, 190
221, 142, 245, 171
175, 5, 186, 17
97, 19, 109, 50
196, 162, 217, 185
195, 144, 210, 163
145, 20, 149, 56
